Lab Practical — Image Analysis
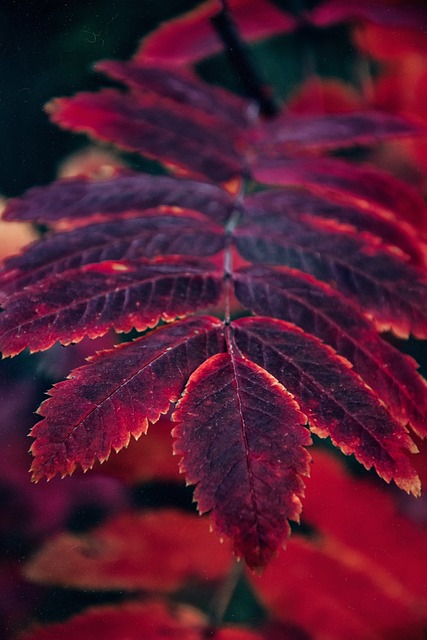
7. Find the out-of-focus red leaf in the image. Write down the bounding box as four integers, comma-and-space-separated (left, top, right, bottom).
235, 213, 427, 339
311, 0, 427, 29
353, 19, 427, 62
135, 0, 296, 66
251, 155, 427, 231
258, 621, 311, 640
19, 600, 266, 640
216, 630, 267, 640
373, 56, 427, 125
302, 451, 427, 597
24, 509, 233, 591
3, 173, 235, 225
255, 535, 427, 640
232, 317, 420, 495
253, 111, 421, 152
251, 450, 427, 640
173, 352, 310, 569
244, 187, 427, 267
97, 60, 249, 126
19, 601, 207, 640
47, 90, 244, 183
370, 56, 427, 196
29, 316, 224, 481
135, 0, 427, 67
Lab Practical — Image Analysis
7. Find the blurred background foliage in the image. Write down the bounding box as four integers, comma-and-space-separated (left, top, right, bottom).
1, 0, 358, 197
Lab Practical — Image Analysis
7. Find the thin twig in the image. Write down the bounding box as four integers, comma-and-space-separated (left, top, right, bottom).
211, 2, 279, 116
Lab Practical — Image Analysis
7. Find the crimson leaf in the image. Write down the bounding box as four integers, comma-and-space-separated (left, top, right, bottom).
173, 350, 310, 569
30, 316, 224, 481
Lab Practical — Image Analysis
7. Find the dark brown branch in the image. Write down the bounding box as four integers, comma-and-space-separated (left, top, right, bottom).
211, 2, 279, 117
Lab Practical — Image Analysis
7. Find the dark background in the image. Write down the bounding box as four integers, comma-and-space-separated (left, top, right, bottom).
0, 1, 199, 197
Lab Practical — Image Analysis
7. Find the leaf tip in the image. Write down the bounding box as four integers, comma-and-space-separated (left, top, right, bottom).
408, 476, 422, 498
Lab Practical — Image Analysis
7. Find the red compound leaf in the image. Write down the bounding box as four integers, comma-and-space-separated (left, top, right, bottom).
29, 316, 224, 481
2, 4, 427, 574
172, 350, 310, 570
46, 64, 424, 191
232, 317, 420, 496
24, 509, 233, 591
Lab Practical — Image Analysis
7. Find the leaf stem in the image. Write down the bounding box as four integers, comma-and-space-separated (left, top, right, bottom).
223, 209, 240, 324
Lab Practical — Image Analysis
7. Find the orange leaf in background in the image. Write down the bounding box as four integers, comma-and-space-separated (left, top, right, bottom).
0, 198, 37, 262
24, 509, 233, 592
57, 146, 126, 181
